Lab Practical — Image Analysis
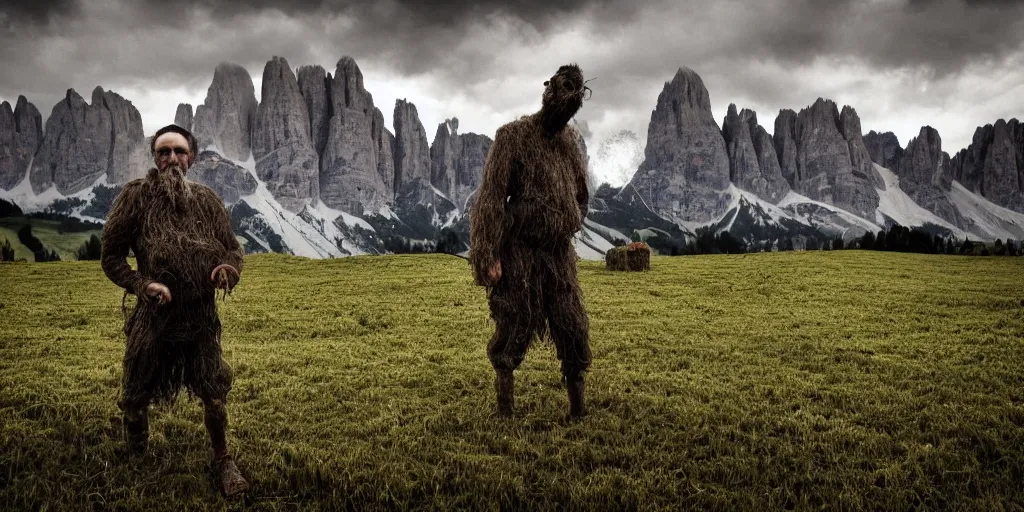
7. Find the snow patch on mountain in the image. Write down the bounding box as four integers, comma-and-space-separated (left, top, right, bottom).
574, 226, 616, 260
238, 181, 346, 258
949, 180, 1024, 241
778, 189, 882, 233
313, 201, 375, 232
730, 185, 810, 227
583, 218, 632, 245
430, 185, 451, 202
0, 158, 108, 214
873, 164, 966, 238
377, 205, 397, 220
441, 208, 460, 228
216, 149, 368, 258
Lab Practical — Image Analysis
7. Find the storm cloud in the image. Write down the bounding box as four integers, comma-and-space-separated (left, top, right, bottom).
2, 0, 1022, 185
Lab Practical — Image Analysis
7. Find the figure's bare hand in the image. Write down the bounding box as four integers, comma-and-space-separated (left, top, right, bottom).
487, 260, 502, 285
210, 264, 239, 291
145, 282, 172, 305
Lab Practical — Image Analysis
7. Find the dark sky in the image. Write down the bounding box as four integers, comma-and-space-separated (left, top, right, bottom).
2, 0, 1022, 184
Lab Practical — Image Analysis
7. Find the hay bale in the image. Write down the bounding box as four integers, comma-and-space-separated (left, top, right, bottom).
605, 242, 651, 271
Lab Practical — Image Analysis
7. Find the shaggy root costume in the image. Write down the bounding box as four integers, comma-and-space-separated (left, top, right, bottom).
101, 124, 248, 495
470, 63, 593, 418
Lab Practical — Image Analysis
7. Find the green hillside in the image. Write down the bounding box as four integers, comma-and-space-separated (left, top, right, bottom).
0, 216, 103, 262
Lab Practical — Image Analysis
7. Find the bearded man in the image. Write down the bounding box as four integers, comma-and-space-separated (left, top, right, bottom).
100, 124, 248, 495
469, 63, 593, 419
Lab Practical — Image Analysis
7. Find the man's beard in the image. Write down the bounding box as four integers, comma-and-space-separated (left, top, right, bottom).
155, 162, 193, 210
540, 92, 583, 135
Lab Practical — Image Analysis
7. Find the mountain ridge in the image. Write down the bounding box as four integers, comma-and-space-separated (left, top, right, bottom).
2, 59, 1022, 261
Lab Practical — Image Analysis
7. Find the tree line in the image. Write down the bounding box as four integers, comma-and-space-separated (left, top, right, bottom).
3, 219, 1020, 263
631, 224, 1021, 257
1, 225, 102, 263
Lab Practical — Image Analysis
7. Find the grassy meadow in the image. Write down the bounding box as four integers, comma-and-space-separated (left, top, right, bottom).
1, 251, 1023, 510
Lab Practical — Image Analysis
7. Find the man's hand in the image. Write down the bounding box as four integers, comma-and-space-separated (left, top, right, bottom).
210, 264, 240, 291
145, 282, 172, 305
487, 260, 502, 285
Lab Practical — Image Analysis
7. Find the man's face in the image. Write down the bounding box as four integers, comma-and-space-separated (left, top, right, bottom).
542, 66, 585, 119
154, 133, 192, 175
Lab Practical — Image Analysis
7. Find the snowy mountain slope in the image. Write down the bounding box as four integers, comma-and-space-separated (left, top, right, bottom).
313, 201, 375, 232
574, 225, 618, 260
580, 157, 1016, 253
948, 180, 1024, 241
703, 185, 834, 247
777, 190, 883, 235
0, 147, 383, 259
7, 140, 1018, 262
587, 183, 696, 254
586, 181, 855, 253
0, 160, 109, 223
872, 164, 966, 239
583, 218, 632, 246
237, 182, 348, 258
228, 152, 383, 257
726, 185, 835, 230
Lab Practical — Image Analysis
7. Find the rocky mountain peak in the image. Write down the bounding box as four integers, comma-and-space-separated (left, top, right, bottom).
428, 117, 493, 212
430, 117, 459, 199
192, 62, 258, 161
621, 66, 731, 223
741, 107, 790, 202
174, 103, 194, 131
453, 132, 492, 211
950, 118, 1024, 212
773, 98, 879, 218
863, 130, 903, 170
893, 125, 965, 226
297, 64, 332, 159
899, 126, 948, 188
838, 104, 879, 188
393, 98, 432, 196
252, 55, 320, 212
1, 102, 13, 127
722, 104, 759, 186
100, 89, 148, 184
774, 108, 800, 186
838, 105, 861, 141
669, 67, 713, 112
0, 95, 43, 190
722, 104, 790, 202
90, 86, 105, 108
29, 88, 113, 194
319, 56, 392, 213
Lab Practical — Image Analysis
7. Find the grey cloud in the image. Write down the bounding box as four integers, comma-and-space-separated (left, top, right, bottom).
0, 0, 640, 123
573, 119, 593, 140
1, 0, 1022, 157
0, 0, 78, 25
401, 0, 1024, 116
5, 0, 637, 31
849, 0, 1024, 75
